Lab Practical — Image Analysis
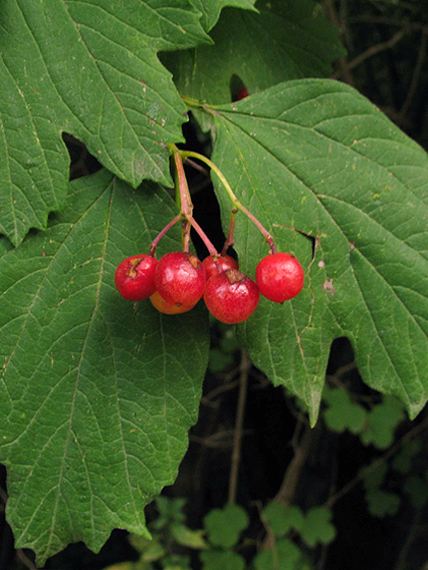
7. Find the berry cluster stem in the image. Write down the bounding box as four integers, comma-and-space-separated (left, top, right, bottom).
180, 150, 276, 253
166, 144, 219, 258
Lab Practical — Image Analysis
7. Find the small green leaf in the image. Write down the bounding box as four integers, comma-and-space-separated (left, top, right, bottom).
323, 387, 367, 434
171, 523, 209, 549
404, 476, 428, 509
204, 504, 249, 547
253, 538, 301, 570
262, 503, 305, 537
365, 490, 401, 517
361, 397, 405, 449
200, 550, 246, 570
300, 508, 336, 547
360, 463, 388, 492
392, 439, 422, 474
208, 348, 235, 373
153, 497, 187, 529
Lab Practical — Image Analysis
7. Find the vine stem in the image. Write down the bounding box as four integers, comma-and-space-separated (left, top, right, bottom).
180, 150, 276, 253
166, 144, 219, 257
228, 350, 251, 504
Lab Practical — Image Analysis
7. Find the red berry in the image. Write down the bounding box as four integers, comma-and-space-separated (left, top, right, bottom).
256, 252, 304, 303
155, 252, 206, 306
149, 291, 195, 315
237, 87, 249, 100
204, 269, 260, 324
115, 254, 158, 301
202, 254, 239, 279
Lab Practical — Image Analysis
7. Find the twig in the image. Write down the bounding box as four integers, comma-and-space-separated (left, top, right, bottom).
399, 29, 428, 120
228, 350, 251, 504
16, 550, 38, 570
321, 0, 355, 85
333, 27, 408, 75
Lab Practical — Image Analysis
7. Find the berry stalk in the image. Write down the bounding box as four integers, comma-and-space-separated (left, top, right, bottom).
180, 150, 276, 254
168, 144, 219, 258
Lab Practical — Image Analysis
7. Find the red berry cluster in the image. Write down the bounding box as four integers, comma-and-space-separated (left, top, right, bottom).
115, 250, 304, 324
114, 145, 305, 324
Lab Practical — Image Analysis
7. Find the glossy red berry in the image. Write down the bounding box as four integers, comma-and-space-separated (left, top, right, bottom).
155, 252, 206, 306
256, 252, 304, 303
237, 87, 249, 100
149, 291, 195, 315
202, 254, 239, 279
115, 254, 158, 301
204, 269, 260, 324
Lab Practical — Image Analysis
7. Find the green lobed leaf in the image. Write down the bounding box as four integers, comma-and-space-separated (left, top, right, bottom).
209, 78, 428, 423
392, 439, 422, 474
365, 490, 401, 518
163, 0, 344, 122
200, 549, 246, 570
323, 386, 367, 434
203, 504, 249, 547
253, 537, 301, 570
360, 396, 405, 449
0, 169, 209, 564
299, 508, 336, 547
262, 503, 305, 537
0, 0, 211, 245
171, 523, 209, 549
403, 475, 428, 509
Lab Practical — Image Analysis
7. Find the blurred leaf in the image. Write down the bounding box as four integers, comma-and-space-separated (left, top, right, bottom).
208, 348, 235, 373
153, 497, 187, 530
361, 463, 388, 492
361, 397, 406, 449
200, 549, 246, 570
392, 439, 422, 474
204, 504, 249, 547
262, 503, 305, 537
365, 490, 401, 517
323, 387, 367, 434
253, 538, 301, 570
404, 476, 428, 509
300, 508, 336, 547
171, 523, 209, 549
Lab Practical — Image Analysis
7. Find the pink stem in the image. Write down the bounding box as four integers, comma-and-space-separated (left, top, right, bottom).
221, 209, 238, 255
187, 215, 219, 257
149, 214, 181, 256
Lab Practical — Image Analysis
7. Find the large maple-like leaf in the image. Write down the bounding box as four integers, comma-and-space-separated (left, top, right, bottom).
0, 0, 214, 245
0, 169, 209, 563
207, 78, 428, 423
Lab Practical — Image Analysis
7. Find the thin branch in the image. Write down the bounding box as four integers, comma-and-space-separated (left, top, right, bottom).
228, 350, 251, 504
333, 27, 409, 77
399, 29, 428, 120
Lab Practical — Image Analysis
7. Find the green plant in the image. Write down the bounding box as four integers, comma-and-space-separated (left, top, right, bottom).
0, 0, 427, 567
